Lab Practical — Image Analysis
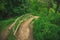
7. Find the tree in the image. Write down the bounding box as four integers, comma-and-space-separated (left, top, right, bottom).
0, 0, 30, 19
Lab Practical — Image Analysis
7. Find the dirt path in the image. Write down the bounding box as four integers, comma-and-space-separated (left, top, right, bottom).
0, 15, 39, 40
0, 29, 9, 40
0, 17, 20, 40
15, 16, 39, 40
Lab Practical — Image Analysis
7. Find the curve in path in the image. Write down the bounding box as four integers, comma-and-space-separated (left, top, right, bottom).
15, 16, 39, 40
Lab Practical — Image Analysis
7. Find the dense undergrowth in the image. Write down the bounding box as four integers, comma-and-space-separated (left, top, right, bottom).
33, 7, 60, 40
0, 0, 60, 40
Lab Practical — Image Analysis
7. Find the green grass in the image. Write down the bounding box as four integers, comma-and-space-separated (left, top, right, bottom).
8, 30, 15, 40
0, 17, 18, 40
33, 7, 60, 40
0, 18, 16, 32
33, 16, 60, 40
1, 2, 60, 40
13, 14, 32, 31
50, 17, 60, 26
29, 3, 60, 40
8, 14, 33, 40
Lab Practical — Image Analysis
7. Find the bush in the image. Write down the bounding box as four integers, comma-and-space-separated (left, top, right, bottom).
33, 13, 60, 40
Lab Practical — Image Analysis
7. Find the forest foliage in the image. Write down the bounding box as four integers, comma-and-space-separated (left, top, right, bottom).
0, 0, 60, 40
0, 0, 30, 19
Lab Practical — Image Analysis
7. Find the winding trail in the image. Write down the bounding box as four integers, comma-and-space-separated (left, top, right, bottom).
0, 15, 39, 40
0, 17, 20, 40
15, 16, 39, 40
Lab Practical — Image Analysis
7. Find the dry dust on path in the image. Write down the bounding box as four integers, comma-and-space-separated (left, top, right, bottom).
15, 16, 39, 40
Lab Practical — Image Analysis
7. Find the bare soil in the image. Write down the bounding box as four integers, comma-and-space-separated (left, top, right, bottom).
0, 15, 39, 40
15, 16, 39, 40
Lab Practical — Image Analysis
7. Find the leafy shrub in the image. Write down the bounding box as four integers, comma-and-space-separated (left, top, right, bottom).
33, 17, 60, 40
50, 17, 60, 26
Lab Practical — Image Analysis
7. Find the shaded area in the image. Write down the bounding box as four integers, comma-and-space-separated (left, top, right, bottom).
50, 17, 60, 26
